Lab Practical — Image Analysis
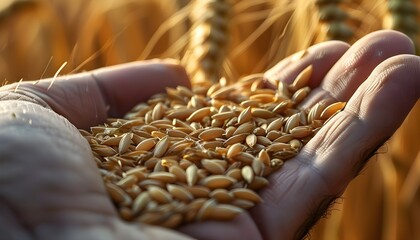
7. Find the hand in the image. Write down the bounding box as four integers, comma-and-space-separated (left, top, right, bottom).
178, 30, 419, 239
0, 60, 194, 240
0, 30, 418, 240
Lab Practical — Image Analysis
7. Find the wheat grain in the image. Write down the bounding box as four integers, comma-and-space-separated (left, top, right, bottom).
210, 189, 233, 203
230, 188, 262, 203
241, 165, 255, 184
199, 175, 237, 189
167, 184, 194, 202
85, 58, 346, 228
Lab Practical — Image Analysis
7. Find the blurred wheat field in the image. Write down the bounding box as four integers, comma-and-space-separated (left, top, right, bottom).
0, 0, 419, 239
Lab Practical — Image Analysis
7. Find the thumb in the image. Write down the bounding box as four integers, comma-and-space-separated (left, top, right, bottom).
0, 60, 190, 129
92, 60, 191, 118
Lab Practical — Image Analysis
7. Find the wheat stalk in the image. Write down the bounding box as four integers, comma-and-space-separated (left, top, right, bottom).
383, 0, 419, 51
182, 0, 232, 85
315, 0, 354, 42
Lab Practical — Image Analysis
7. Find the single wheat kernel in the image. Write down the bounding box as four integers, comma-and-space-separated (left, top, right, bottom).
233, 122, 255, 135
248, 176, 269, 190
208, 204, 243, 220
116, 175, 138, 189
153, 136, 170, 157
168, 165, 187, 183
231, 199, 255, 209
196, 199, 217, 221
237, 106, 253, 125
132, 192, 150, 214
268, 142, 290, 152
153, 160, 166, 172
92, 145, 117, 157
160, 213, 184, 229
241, 166, 255, 184
105, 183, 132, 206
251, 108, 276, 118
266, 117, 284, 132
249, 93, 275, 103
201, 159, 227, 174
225, 168, 243, 181
246, 134, 257, 147
257, 149, 271, 166
101, 136, 123, 146
167, 108, 196, 120
135, 138, 156, 151
284, 113, 300, 133
290, 139, 303, 150
227, 143, 245, 159
148, 172, 177, 183
199, 128, 225, 140
210, 189, 234, 203
252, 158, 265, 176
166, 129, 189, 138
232, 152, 255, 165
148, 186, 173, 204
290, 126, 313, 138
167, 184, 194, 202
271, 158, 285, 169
186, 185, 211, 198
320, 102, 346, 120
290, 65, 313, 92
212, 111, 237, 121
224, 133, 247, 146
186, 164, 199, 186
257, 136, 272, 147
152, 103, 165, 121
291, 87, 311, 105
230, 188, 262, 203
266, 130, 283, 141
199, 175, 237, 189
273, 134, 294, 143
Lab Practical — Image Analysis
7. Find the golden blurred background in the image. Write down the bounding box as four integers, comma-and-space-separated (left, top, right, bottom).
0, 0, 418, 239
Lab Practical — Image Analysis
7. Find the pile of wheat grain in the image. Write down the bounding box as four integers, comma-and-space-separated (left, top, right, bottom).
81, 65, 345, 228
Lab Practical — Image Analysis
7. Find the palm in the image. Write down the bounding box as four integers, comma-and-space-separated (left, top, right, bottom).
0, 31, 418, 240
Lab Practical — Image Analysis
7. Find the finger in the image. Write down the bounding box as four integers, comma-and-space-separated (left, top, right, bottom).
92, 60, 190, 117
300, 30, 415, 108
304, 54, 420, 190
0, 60, 190, 129
264, 41, 349, 88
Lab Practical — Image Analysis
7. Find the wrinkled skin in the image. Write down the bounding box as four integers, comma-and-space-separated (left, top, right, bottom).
0, 31, 419, 240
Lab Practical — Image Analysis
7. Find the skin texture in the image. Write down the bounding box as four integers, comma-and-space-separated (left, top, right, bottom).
0, 30, 419, 240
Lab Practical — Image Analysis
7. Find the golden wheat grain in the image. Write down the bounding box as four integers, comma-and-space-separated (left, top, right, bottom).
186, 164, 199, 186
85, 61, 347, 228
167, 184, 194, 202
199, 175, 237, 189
319, 101, 346, 119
